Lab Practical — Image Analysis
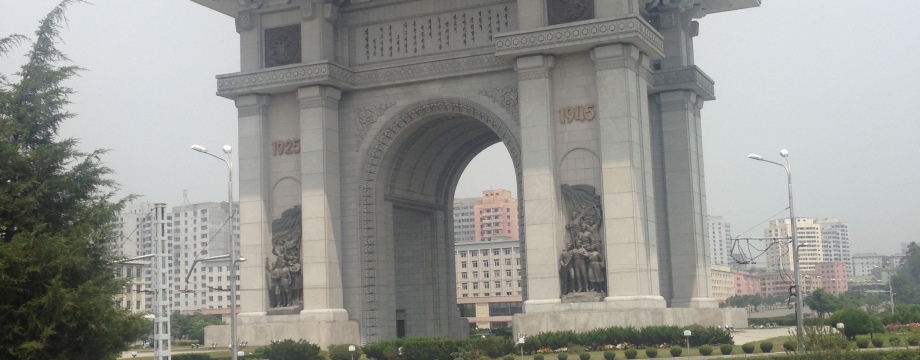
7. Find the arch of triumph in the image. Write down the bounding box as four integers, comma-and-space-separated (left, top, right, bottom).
196, 0, 758, 347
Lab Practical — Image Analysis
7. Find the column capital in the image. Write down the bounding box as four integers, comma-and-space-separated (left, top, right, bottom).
591, 44, 651, 75
297, 85, 341, 109
514, 55, 556, 82
235, 94, 271, 117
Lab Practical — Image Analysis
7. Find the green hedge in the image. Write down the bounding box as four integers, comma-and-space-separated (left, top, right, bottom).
735, 349, 920, 360
519, 325, 730, 353
173, 354, 211, 360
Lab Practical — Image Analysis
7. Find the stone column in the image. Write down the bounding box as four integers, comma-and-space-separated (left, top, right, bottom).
297, 85, 348, 320
515, 55, 562, 309
592, 44, 665, 308
659, 90, 717, 308
237, 94, 272, 316
655, 6, 718, 309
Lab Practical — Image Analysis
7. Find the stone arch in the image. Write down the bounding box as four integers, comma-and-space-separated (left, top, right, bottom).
357, 97, 522, 342
560, 148, 602, 191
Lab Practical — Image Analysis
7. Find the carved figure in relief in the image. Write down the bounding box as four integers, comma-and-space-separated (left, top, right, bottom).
265, 206, 302, 309
560, 184, 606, 296
559, 242, 575, 294
586, 244, 605, 292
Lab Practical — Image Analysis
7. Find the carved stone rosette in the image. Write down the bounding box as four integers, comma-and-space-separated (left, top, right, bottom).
265, 206, 303, 311
559, 184, 606, 298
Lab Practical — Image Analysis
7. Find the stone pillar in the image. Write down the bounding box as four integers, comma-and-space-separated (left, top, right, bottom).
516, 0, 547, 30
300, 1, 336, 62
515, 55, 562, 308
592, 44, 665, 308
595, 0, 643, 18
655, 6, 718, 309
659, 91, 717, 308
297, 85, 348, 320
237, 94, 272, 316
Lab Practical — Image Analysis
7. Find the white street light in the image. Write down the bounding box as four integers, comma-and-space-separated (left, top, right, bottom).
749, 149, 804, 353
191, 144, 239, 360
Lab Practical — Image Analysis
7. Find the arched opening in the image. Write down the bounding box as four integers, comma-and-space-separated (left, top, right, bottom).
357, 98, 521, 342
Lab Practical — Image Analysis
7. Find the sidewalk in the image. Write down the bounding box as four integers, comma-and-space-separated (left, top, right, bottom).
731, 327, 795, 344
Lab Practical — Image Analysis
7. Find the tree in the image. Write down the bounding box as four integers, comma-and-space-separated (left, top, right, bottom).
837, 291, 867, 310
803, 288, 842, 318
828, 308, 884, 341
0, 1, 146, 359
892, 242, 920, 305
171, 311, 223, 344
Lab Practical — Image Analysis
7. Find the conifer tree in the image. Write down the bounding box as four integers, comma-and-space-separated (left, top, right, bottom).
0, 1, 146, 358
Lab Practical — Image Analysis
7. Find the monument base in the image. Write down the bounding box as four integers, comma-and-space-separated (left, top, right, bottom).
512, 306, 747, 335
205, 313, 360, 349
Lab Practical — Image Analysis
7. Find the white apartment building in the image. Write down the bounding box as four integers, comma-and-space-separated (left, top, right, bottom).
710, 264, 734, 302
764, 217, 852, 275
171, 202, 240, 316
454, 239, 523, 330
817, 218, 851, 275
851, 253, 896, 277
452, 198, 477, 243
114, 201, 240, 318
707, 215, 733, 266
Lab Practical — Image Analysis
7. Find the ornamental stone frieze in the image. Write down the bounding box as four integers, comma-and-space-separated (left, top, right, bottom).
650, 65, 715, 100
493, 15, 665, 60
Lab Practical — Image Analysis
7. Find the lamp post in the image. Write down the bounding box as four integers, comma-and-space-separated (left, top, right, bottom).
192, 144, 238, 360
748, 149, 804, 353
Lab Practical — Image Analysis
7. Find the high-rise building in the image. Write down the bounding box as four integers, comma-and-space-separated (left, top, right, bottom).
452, 198, 477, 243
817, 218, 851, 275
707, 215, 733, 266
171, 202, 240, 315
710, 265, 734, 302
453, 189, 519, 243
113, 201, 240, 318
764, 217, 851, 274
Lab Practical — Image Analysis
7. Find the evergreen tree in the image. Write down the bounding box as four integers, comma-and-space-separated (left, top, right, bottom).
0, 1, 146, 358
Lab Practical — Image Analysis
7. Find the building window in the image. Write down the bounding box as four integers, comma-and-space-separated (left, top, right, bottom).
472, 261, 478, 268
461, 261, 467, 268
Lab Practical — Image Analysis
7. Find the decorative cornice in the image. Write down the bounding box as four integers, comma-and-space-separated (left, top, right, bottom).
235, 10, 254, 32
354, 102, 396, 150
477, 87, 519, 123
353, 54, 512, 89
650, 65, 715, 101
493, 15, 664, 60
215, 55, 514, 97
216, 61, 355, 98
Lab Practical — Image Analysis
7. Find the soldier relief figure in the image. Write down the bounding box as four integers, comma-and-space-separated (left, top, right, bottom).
559, 185, 606, 297
266, 206, 303, 309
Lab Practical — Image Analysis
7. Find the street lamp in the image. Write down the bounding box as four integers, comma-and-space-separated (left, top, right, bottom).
748, 149, 804, 353
191, 144, 239, 360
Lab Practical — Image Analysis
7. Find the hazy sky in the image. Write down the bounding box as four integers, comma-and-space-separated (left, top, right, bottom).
3, 1, 918, 256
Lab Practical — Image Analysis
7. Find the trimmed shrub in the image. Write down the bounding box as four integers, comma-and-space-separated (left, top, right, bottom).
579, 352, 591, 360
534, 354, 545, 360
782, 340, 796, 352
872, 338, 884, 348
669, 346, 682, 357
741, 343, 755, 354
468, 336, 514, 358
759, 342, 773, 353
698, 344, 712, 356
829, 308, 885, 340
327, 344, 362, 360
719, 344, 733, 355
908, 337, 920, 346
400, 338, 465, 360
173, 355, 210, 360
890, 337, 901, 347
602, 350, 615, 360
257, 339, 322, 360
479, 356, 490, 360
623, 349, 637, 359
644, 347, 657, 358
856, 338, 870, 348
503, 354, 515, 360
558, 352, 569, 360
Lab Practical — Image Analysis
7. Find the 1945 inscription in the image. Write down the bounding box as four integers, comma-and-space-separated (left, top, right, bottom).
273, 139, 301, 156
559, 104, 595, 123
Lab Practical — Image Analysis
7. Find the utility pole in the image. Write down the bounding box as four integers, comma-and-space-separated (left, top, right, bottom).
153, 203, 171, 360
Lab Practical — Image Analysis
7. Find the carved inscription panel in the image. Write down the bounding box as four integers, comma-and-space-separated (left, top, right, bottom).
353, 2, 517, 65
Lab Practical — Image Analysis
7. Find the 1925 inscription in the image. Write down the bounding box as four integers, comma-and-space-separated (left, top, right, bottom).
273, 139, 301, 156
559, 104, 595, 123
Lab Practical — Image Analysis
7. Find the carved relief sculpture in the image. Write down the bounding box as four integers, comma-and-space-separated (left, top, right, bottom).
266, 206, 303, 309
547, 0, 595, 26
560, 184, 606, 296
